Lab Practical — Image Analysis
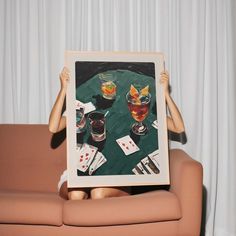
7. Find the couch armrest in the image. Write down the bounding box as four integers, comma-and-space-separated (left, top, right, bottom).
169, 149, 203, 236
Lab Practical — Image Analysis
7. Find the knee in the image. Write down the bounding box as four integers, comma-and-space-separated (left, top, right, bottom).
68, 190, 88, 200
91, 187, 131, 199
90, 188, 107, 199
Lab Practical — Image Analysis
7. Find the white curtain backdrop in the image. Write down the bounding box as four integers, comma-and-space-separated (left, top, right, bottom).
0, 0, 235, 235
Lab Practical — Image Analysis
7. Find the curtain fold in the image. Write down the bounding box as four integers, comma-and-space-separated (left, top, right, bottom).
0, 0, 66, 123
0, 0, 235, 235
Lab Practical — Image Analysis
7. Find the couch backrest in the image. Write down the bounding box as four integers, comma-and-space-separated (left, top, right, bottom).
0, 124, 66, 192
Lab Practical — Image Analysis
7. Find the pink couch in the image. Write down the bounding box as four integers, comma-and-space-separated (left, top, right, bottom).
0, 124, 203, 236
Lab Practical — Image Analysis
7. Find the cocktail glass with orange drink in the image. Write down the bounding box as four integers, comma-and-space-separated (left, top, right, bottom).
126, 84, 151, 135
99, 72, 117, 100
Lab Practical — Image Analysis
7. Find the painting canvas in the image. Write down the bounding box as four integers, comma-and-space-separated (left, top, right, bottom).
65, 51, 169, 188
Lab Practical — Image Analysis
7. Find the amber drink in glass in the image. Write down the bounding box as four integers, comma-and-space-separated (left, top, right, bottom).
126, 88, 151, 135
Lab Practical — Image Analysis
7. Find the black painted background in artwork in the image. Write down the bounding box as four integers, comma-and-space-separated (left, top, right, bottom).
75, 61, 155, 87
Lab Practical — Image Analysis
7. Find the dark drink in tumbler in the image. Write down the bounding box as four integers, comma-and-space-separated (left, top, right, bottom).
88, 112, 106, 142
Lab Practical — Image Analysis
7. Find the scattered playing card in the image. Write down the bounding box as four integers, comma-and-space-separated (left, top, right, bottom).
132, 166, 144, 175
132, 149, 160, 175
152, 120, 158, 129
96, 155, 107, 169
148, 149, 159, 167
62, 101, 96, 118
77, 143, 98, 172
76, 143, 82, 151
116, 135, 140, 156
89, 152, 107, 175
136, 162, 149, 174
147, 156, 160, 174
141, 157, 155, 174
76, 100, 96, 114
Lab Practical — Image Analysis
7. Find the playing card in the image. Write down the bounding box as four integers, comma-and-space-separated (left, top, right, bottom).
141, 157, 155, 174
148, 150, 159, 166
63, 101, 95, 117
148, 149, 160, 173
77, 143, 98, 172
152, 120, 158, 129
116, 135, 140, 156
95, 155, 107, 169
132, 166, 143, 175
147, 156, 160, 174
136, 162, 149, 174
89, 152, 107, 175
76, 143, 82, 151
76, 100, 96, 114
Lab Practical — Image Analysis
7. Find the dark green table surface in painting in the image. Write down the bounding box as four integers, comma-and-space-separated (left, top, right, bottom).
76, 70, 159, 176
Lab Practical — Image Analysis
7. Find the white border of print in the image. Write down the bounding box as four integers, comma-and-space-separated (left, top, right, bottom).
65, 51, 169, 188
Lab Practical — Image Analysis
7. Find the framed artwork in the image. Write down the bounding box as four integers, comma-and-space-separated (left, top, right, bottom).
65, 51, 169, 188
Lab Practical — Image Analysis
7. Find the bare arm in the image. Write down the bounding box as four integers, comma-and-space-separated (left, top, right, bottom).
48, 67, 69, 133
160, 71, 185, 133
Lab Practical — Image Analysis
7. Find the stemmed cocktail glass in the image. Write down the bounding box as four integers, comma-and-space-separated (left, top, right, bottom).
126, 85, 151, 135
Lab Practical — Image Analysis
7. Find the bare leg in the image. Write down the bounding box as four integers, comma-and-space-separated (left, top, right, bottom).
68, 188, 89, 200
59, 182, 69, 200
59, 181, 89, 200
91, 187, 131, 199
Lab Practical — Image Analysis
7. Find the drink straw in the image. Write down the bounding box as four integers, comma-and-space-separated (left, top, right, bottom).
104, 111, 109, 117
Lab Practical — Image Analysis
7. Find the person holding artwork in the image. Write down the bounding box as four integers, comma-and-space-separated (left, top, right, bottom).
48, 67, 185, 200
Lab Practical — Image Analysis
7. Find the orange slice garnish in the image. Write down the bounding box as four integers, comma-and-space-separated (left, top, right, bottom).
140, 85, 149, 96
130, 84, 139, 98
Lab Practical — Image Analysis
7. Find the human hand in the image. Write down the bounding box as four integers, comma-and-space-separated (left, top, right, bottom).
60, 67, 70, 91
160, 71, 170, 97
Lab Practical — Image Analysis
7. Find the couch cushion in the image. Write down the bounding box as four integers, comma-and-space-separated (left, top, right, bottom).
63, 190, 181, 226
0, 190, 64, 226
0, 124, 66, 193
